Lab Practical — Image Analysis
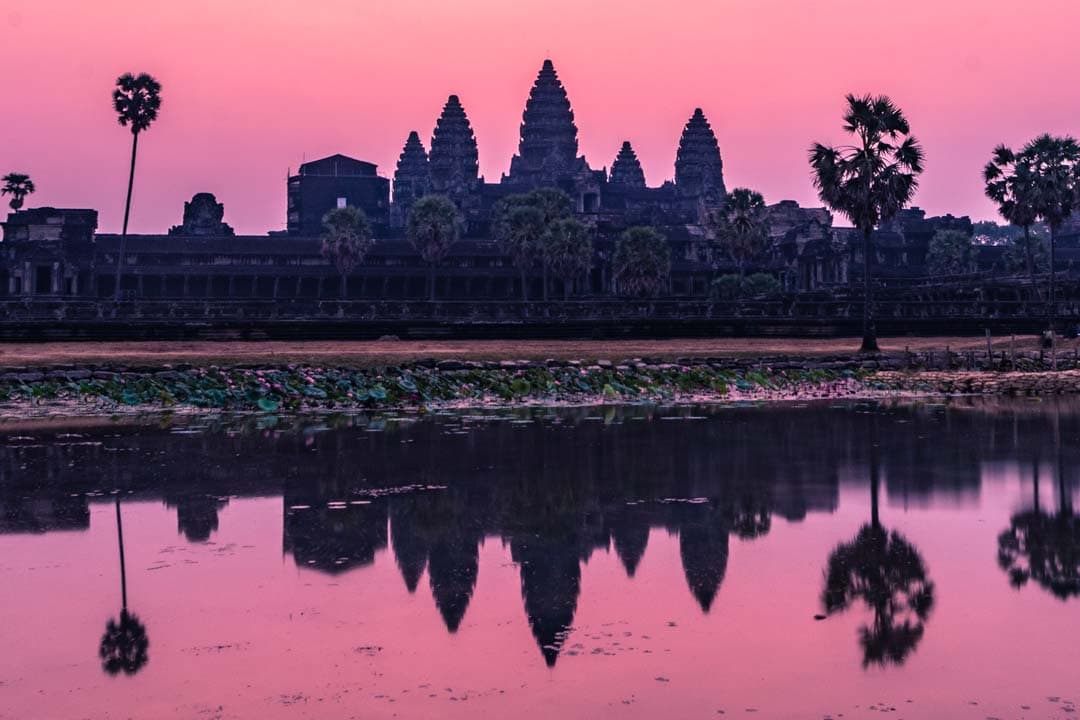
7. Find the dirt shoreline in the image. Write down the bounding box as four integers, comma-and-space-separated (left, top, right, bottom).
0, 335, 1073, 369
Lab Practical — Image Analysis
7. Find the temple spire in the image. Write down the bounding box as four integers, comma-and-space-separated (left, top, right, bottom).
609, 141, 646, 188
429, 95, 480, 207
506, 59, 582, 186
391, 131, 431, 227
675, 108, 726, 205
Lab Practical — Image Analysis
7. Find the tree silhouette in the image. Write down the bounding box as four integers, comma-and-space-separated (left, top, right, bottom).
111, 72, 162, 301
405, 194, 461, 301
809, 94, 924, 353
820, 419, 934, 667
1, 172, 35, 211
984, 145, 1041, 279
320, 205, 373, 297
490, 201, 545, 301
1015, 135, 1080, 335
712, 187, 769, 277
612, 226, 671, 297
926, 229, 976, 276
542, 217, 592, 300
99, 495, 149, 676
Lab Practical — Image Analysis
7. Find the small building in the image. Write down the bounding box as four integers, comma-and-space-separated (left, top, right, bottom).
287, 154, 390, 236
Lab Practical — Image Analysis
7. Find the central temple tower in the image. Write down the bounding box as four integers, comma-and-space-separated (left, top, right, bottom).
506, 60, 587, 187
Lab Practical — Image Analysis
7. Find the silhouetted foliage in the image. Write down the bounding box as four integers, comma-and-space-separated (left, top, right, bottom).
321, 206, 373, 296
926, 229, 976, 276
542, 218, 592, 299
712, 187, 769, 276
99, 610, 149, 676
613, 226, 671, 297
1, 173, 35, 211
809, 94, 924, 352
406, 195, 462, 301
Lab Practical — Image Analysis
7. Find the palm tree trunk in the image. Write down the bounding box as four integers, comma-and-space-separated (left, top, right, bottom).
115, 495, 128, 611
860, 227, 879, 353
1048, 225, 1057, 336
1023, 226, 1034, 280
542, 267, 549, 302
429, 265, 435, 302
114, 130, 140, 302
520, 268, 528, 302
340, 273, 347, 299
870, 417, 881, 529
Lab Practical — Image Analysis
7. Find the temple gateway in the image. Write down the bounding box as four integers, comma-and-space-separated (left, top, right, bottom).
3, 59, 1048, 311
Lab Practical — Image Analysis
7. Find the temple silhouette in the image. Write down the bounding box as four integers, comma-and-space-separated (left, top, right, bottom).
6, 57, 1061, 323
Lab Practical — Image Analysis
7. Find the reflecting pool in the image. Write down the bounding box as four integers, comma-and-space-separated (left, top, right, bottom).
2, 399, 1080, 719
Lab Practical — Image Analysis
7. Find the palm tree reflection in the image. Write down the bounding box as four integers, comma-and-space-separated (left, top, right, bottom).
99, 494, 149, 676
821, 415, 934, 667
998, 413, 1080, 599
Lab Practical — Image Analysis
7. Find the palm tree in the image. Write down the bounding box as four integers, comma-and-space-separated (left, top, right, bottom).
320, 206, 373, 298
712, 188, 769, 277
521, 188, 573, 301
112, 72, 162, 301
809, 94, 925, 353
1015, 134, 1080, 336
490, 199, 545, 301
99, 495, 149, 676
820, 414, 935, 667
984, 145, 1041, 279
406, 195, 461, 301
1, 173, 35, 211
542, 218, 592, 300
612, 226, 671, 297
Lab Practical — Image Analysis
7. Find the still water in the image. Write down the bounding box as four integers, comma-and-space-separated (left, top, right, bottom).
2, 400, 1079, 719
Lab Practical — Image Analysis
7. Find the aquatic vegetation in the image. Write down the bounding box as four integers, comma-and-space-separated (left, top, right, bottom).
0, 362, 869, 412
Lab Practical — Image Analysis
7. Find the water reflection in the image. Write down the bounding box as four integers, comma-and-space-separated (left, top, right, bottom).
821, 414, 935, 667
99, 496, 150, 676
998, 410, 1080, 599
2, 399, 1080, 679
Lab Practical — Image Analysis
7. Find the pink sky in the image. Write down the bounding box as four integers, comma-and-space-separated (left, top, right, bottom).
3, 0, 1079, 235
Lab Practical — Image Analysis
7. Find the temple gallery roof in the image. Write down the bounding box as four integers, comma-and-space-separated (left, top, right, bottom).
297, 154, 378, 177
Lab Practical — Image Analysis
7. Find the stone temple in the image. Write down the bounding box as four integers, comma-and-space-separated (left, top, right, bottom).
0, 58, 1010, 307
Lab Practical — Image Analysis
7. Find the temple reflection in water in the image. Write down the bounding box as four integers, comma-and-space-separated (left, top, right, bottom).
3, 399, 1080, 668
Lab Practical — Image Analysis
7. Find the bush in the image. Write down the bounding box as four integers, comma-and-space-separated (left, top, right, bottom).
710, 273, 781, 300
743, 273, 781, 297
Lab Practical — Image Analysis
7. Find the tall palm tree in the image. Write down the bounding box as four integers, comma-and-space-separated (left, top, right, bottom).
809, 94, 925, 353
99, 495, 150, 676
542, 218, 592, 300
984, 145, 1041, 279
405, 195, 461, 301
112, 72, 162, 301
490, 199, 545, 301
612, 226, 671, 297
1, 173, 35, 211
712, 187, 769, 277
320, 206, 373, 298
1016, 134, 1080, 336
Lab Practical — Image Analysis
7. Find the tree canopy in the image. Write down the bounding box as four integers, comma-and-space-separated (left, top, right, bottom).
613, 226, 671, 297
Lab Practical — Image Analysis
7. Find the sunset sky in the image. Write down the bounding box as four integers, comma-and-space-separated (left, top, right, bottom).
3, 0, 1079, 235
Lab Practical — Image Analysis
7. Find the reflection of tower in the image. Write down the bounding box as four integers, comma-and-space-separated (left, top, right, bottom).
427, 529, 480, 633
675, 503, 730, 613
511, 535, 582, 667
283, 498, 388, 574
165, 494, 228, 543
389, 495, 430, 593
608, 505, 651, 577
